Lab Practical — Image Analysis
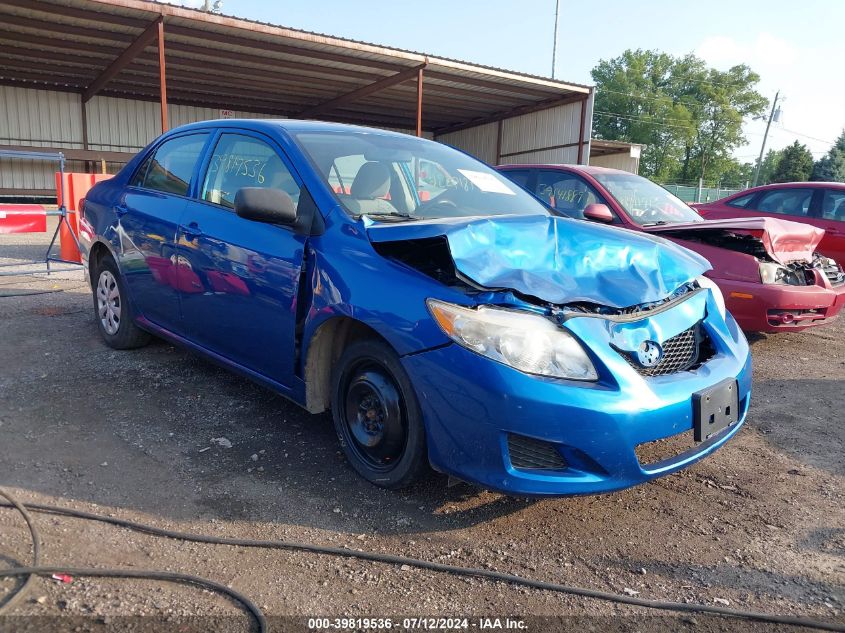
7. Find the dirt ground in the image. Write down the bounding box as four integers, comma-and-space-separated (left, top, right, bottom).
0, 224, 843, 632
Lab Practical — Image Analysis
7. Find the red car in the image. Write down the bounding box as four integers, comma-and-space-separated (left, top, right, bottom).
497, 165, 845, 333
694, 182, 845, 267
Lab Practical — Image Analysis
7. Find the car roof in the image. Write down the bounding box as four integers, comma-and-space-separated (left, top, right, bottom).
165, 118, 418, 140
734, 181, 845, 194
497, 163, 628, 176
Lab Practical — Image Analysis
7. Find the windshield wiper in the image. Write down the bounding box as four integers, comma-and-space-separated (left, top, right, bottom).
642, 220, 671, 226
360, 212, 418, 221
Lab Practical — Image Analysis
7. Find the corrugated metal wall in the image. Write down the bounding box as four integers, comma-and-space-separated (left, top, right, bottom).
434, 99, 589, 167
2, 84, 592, 193
435, 121, 498, 164
1, 85, 437, 194
0, 87, 85, 192
0, 85, 276, 193
590, 152, 640, 174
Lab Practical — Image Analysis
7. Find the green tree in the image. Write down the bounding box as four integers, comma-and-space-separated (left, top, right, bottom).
591, 49, 768, 184
770, 141, 814, 183
810, 129, 845, 182
757, 148, 783, 185
717, 159, 755, 188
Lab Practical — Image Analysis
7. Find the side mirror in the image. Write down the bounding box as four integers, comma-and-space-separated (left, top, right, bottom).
234, 188, 297, 225
583, 203, 614, 223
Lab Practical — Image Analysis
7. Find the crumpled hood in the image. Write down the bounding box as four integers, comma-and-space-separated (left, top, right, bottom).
366, 214, 710, 308
646, 216, 824, 265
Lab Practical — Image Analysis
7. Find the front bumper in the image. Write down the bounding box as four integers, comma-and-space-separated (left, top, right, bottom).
402, 293, 751, 497
718, 275, 845, 333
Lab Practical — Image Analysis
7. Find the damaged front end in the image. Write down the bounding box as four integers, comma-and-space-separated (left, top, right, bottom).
369, 215, 751, 495
648, 216, 845, 331
648, 217, 844, 287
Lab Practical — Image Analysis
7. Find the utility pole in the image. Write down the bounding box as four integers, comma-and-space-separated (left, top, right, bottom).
752, 90, 780, 187
551, 0, 560, 78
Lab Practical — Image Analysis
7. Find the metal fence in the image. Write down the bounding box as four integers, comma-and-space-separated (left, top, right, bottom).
662, 183, 744, 204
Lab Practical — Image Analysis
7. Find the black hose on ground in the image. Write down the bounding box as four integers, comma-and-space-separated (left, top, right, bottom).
0, 488, 40, 616
0, 566, 267, 632
1, 489, 843, 632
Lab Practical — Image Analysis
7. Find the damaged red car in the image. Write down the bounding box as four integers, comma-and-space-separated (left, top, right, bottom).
497, 165, 845, 333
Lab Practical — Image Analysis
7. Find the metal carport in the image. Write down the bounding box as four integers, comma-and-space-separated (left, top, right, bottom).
0, 0, 594, 197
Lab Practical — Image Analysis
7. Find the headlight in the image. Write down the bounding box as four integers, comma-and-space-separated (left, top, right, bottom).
427, 299, 598, 381
696, 276, 726, 319
759, 261, 806, 285
759, 262, 789, 285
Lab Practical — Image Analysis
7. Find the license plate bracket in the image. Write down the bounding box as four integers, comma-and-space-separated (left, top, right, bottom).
693, 378, 739, 442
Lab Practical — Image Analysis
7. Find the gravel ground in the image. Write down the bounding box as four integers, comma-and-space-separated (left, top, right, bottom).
0, 223, 843, 632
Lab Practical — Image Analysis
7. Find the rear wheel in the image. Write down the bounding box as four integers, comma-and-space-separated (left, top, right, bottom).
93, 255, 150, 349
331, 338, 429, 489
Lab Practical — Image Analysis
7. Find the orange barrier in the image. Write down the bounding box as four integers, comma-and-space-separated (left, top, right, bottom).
55, 172, 112, 263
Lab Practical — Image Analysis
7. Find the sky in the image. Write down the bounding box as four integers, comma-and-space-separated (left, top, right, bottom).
172, 0, 843, 164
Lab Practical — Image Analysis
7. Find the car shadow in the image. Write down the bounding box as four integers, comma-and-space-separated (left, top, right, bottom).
0, 302, 540, 535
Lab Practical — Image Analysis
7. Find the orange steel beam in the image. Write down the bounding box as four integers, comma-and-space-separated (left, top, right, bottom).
82, 17, 162, 102
157, 18, 168, 133
577, 92, 589, 164
298, 63, 426, 118
416, 67, 424, 137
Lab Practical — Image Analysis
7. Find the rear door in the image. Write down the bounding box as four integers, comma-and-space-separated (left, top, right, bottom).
118, 132, 210, 333
177, 129, 308, 388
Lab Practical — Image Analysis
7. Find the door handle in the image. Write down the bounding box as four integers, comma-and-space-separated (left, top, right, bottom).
115, 204, 129, 217
179, 222, 204, 239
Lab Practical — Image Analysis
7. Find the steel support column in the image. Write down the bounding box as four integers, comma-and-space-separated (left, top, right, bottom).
577, 94, 588, 164
416, 67, 424, 137
158, 18, 168, 133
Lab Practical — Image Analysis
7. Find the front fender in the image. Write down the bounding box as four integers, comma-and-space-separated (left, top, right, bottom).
300, 224, 468, 363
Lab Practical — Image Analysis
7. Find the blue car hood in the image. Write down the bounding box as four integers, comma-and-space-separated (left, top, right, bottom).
366, 214, 710, 308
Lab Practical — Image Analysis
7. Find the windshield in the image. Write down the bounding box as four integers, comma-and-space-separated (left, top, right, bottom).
592, 172, 703, 226
294, 131, 550, 221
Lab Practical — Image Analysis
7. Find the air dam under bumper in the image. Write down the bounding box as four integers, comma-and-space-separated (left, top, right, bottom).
402, 320, 751, 497
719, 276, 845, 332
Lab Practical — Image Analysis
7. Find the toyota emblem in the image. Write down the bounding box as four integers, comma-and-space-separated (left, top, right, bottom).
636, 341, 663, 368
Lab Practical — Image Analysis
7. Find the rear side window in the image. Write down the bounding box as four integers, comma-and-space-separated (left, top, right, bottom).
726, 192, 756, 208
820, 189, 845, 221
134, 133, 209, 196
500, 169, 531, 188
756, 188, 813, 217
202, 133, 300, 210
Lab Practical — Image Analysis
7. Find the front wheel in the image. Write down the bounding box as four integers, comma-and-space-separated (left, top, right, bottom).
92, 255, 150, 350
331, 338, 430, 489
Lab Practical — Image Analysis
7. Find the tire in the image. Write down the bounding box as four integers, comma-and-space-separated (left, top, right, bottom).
331, 338, 430, 489
92, 255, 150, 350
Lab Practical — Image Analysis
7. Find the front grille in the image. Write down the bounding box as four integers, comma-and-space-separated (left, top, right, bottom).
621, 323, 713, 377
507, 434, 567, 471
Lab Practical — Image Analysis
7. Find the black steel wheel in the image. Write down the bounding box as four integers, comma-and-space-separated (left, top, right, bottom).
331, 338, 429, 488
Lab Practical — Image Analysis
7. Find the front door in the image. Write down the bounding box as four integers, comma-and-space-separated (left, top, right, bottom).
177, 130, 307, 388
118, 132, 210, 332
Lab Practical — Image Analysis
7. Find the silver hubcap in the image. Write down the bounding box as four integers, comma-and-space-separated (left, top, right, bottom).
96, 270, 121, 335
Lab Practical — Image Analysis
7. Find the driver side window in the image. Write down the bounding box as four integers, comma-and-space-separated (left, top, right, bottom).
534, 171, 613, 221
202, 133, 300, 210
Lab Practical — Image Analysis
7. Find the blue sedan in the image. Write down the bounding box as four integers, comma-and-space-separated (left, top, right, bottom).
79, 119, 751, 495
